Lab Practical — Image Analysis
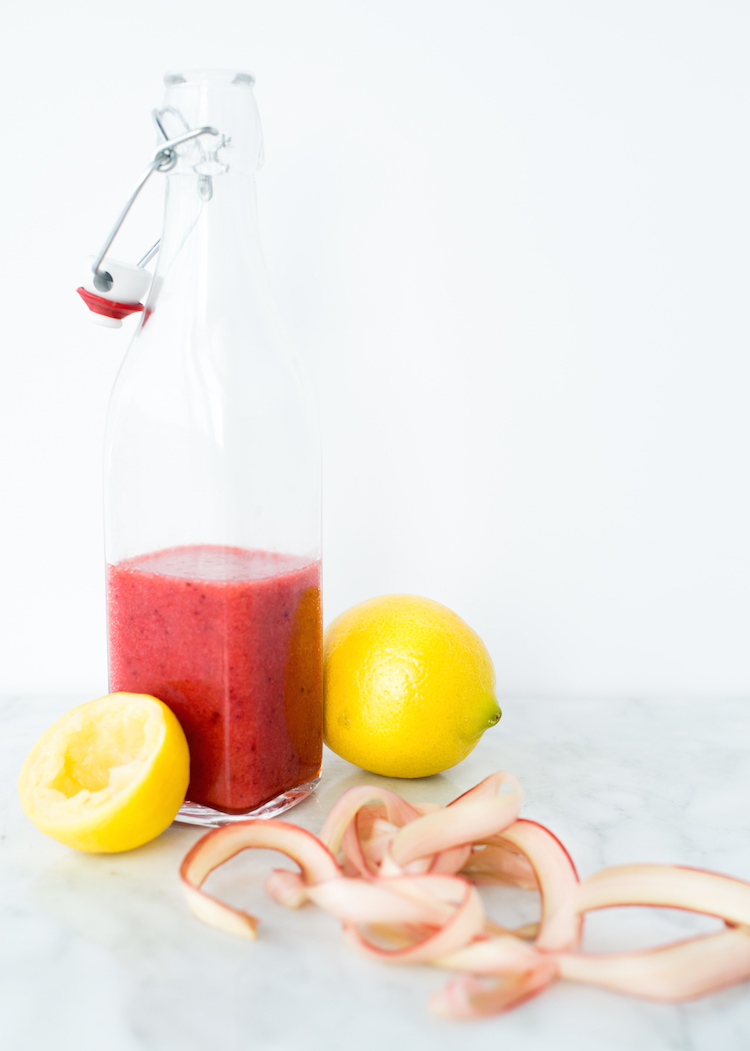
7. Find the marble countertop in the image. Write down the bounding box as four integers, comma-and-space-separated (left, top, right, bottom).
2, 695, 750, 1051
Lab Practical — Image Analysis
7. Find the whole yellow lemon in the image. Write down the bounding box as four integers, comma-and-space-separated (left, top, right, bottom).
323, 595, 501, 778
18, 693, 189, 853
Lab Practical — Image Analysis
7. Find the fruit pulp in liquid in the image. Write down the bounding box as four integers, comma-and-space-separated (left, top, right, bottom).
107, 545, 323, 814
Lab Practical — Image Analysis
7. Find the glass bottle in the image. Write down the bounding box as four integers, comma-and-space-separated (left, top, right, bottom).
104, 70, 322, 825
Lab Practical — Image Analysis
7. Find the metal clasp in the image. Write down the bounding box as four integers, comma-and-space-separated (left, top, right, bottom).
91, 122, 219, 291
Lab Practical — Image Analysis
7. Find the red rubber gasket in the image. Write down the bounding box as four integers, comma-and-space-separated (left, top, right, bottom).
76, 287, 145, 320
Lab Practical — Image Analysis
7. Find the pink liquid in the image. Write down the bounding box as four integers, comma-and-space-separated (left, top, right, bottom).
107, 545, 322, 814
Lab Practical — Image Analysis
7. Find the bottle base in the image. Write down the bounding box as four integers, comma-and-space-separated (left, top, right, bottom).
174, 776, 321, 827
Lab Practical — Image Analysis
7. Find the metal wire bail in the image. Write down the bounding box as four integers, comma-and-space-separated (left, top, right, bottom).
91, 121, 220, 291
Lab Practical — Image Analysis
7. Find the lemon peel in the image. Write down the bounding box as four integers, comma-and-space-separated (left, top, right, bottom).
18, 692, 189, 853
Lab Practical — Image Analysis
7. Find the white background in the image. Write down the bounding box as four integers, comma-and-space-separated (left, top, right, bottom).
1, 0, 749, 698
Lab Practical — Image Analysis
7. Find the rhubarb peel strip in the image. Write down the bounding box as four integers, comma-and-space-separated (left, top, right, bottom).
389, 772, 523, 870
496, 819, 581, 951
576, 864, 750, 925
180, 819, 340, 938
460, 841, 538, 889
434, 933, 541, 975
320, 786, 421, 857
557, 927, 750, 1000
430, 959, 558, 1019
343, 878, 486, 964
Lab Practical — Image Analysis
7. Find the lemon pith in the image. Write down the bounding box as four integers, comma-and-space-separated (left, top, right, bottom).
323, 595, 501, 778
18, 693, 190, 853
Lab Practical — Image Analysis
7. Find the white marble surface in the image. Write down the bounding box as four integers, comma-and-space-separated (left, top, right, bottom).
3, 696, 750, 1051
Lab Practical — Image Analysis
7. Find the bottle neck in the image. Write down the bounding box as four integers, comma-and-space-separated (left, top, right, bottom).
158, 170, 264, 276
144, 70, 269, 333
144, 171, 280, 344
106, 73, 319, 567
159, 70, 264, 177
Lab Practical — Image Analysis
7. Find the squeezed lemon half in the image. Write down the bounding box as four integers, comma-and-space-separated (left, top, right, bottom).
18, 693, 190, 853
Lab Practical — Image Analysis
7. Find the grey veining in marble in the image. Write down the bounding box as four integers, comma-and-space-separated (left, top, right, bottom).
2, 696, 750, 1050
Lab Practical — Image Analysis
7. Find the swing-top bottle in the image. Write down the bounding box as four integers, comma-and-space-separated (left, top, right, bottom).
104, 70, 322, 824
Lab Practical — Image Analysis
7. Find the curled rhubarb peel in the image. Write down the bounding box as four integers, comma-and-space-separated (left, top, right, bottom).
320, 786, 421, 858
539, 863, 750, 957
496, 820, 582, 952
307, 874, 464, 927
434, 933, 541, 975
430, 957, 559, 1019
343, 878, 486, 964
460, 841, 538, 890
447, 771, 520, 806
389, 774, 522, 871
264, 868, 309, 908
180, 819, 340, 938
180, 773, 750, 1019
